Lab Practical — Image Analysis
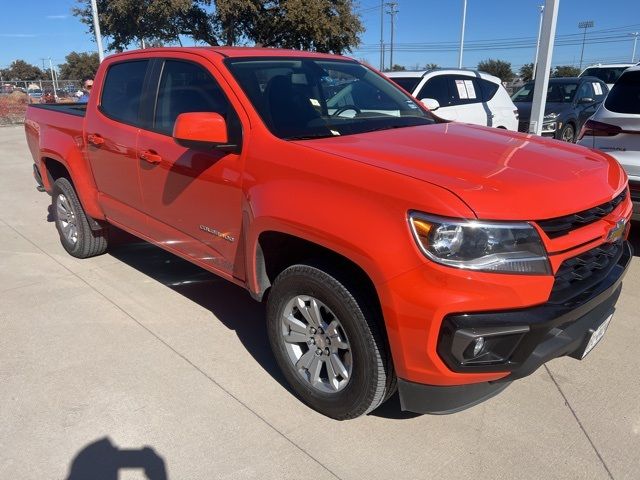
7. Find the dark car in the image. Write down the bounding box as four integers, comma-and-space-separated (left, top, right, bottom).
512, 76, 608, 142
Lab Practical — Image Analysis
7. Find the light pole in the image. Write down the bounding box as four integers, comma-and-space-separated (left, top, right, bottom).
578, 20, 594, 71
630, 32, 640, 63
458, 0, 467, 68
386, 2, 398, 71
379, 0, 384, 70
532, 5, 544, 80
90, 0, 105, 62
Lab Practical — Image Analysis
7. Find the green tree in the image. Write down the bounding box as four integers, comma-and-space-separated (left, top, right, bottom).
519, 63, 534, 82
477, 59, 514, 82
552, 65, 581, 77
73, 0, 362, 54
1, 60, 46, 81
58, 52, 100, 80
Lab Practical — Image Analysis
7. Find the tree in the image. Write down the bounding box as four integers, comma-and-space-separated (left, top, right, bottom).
58, 52, 100, 80
553, 65, 581, 77
519, 63, 534, 82
1, 60, 46, 81
477, 59, 514, 82
73, 0, 362, 54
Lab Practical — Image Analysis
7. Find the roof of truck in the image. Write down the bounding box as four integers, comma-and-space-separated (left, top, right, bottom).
108, 46, 352, 61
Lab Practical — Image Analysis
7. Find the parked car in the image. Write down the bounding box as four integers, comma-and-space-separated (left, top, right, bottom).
580, 63, 635, 90
386, 69, 519, 130
578, 65, 640, 219
25, 47, 632, 419
512, 76, 609, 142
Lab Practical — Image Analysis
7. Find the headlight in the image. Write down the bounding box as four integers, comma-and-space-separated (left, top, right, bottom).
408, 212, 551, 274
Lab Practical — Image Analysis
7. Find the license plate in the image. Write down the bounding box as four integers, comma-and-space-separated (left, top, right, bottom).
580, 314, 613, 359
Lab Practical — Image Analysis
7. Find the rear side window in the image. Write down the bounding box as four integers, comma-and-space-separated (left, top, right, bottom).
100, 60, 149, 125
447, 76, 482, 105
390, 77, 421, 94
478, 78, 499, 101
605, 71, 640, 114
154, 60, 230, 135
417, 76, 451, 106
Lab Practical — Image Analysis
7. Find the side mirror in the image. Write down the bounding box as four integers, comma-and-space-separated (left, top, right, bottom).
173, 112, 236, 151
421, 98, 440, 111
578, 97, 595, 104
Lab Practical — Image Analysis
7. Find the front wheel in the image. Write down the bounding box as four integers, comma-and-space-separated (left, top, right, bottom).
267, 264, 395, 419
559, 123, 575, 142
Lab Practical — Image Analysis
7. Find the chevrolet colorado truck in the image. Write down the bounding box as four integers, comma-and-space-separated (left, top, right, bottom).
25, 47, 633, 420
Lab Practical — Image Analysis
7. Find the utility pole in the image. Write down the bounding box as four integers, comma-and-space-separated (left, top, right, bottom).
379, 0, 384, 70
529, 0, 560, 136
630, 32, 640, 63
578, 20, 594, 71
532, 5, 544, 80
386, 2, 398, 71
90, 0, 105, 62
458, 0, 468, 69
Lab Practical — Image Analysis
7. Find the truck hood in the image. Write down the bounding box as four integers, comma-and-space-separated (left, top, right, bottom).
295, 123, 626, 220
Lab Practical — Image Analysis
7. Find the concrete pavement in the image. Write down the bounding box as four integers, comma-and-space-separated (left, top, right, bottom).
1, 125, 639, 479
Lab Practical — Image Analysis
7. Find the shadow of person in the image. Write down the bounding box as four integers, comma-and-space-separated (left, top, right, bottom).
66, 437, 167, 480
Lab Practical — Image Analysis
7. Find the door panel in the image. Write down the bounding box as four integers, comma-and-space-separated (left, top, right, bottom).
86, 59, 150, 225
136, 58, 244, 275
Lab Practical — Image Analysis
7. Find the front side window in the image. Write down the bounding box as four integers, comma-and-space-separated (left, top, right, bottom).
154, 60, 230, 135
101, 60, 149, 125
511, 82, 578, 103
225, 58, 433, 139
417, 76, 451, 106
605, 70, 640, 114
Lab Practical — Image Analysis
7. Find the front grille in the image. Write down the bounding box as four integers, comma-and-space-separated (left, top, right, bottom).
549, 241, 624, 306
537, 190, 627, 238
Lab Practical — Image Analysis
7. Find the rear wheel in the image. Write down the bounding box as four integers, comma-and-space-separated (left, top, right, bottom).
267, 264, 394, 419
52, 177, 108, 258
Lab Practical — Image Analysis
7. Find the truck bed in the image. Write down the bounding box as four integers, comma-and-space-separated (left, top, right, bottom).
28, 103, 87, 117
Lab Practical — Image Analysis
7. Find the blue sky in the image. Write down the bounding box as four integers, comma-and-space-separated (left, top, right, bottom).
1, 0, 639, 72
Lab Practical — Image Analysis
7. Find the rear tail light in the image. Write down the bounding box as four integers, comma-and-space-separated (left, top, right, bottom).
578, 119, 622, 140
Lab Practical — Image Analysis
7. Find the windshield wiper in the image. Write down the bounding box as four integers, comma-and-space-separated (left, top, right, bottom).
285, 132, 337, 140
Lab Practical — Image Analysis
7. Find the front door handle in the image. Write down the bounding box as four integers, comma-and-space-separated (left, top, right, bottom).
87, 133, 104, 146
139, 149, 162, 165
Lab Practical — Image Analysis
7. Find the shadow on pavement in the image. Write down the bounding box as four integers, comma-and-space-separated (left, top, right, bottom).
66, 437, 167, 480
106, 229, 290, 393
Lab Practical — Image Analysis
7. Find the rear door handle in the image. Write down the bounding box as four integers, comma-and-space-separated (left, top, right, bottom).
139, 149, 162, 165
87, 133, 104, 146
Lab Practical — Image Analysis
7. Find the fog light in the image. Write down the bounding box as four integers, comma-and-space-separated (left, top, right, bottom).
472, 336, 485, 357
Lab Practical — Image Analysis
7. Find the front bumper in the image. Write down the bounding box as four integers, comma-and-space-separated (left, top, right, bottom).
397, 240, 632, 414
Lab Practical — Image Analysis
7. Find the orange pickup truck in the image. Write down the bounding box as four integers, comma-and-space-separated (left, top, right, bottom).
25, 47, 632, 419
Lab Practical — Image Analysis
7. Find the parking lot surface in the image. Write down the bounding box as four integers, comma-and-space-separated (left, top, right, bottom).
1, 125, 639, 479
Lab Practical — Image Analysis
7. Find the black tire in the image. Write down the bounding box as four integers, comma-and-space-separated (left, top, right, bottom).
559, 123, 575, 143
52, 177, 108, 258
267, 264, 395, 420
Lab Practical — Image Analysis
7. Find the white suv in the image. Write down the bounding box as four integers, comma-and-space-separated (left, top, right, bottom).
579, 63, 635, 90
577, 65, 640, 219
386, 69, 519, 131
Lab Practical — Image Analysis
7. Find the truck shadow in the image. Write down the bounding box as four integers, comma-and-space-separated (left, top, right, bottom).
106, 229, 416, 419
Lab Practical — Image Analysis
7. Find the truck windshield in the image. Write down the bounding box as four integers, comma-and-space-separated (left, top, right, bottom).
225, 58, 433, 140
